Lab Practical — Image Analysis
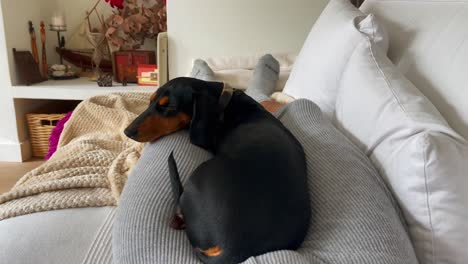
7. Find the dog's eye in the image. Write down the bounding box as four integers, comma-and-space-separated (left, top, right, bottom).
154, 96, 177, 113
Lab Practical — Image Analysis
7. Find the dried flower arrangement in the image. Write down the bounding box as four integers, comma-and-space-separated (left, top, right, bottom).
104, 0, 167, 50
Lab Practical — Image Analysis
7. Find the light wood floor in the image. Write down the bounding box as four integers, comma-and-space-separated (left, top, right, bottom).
0, 159, 44, 194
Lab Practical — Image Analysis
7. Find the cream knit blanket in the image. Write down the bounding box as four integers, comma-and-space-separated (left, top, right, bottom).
0, 92, 151, 221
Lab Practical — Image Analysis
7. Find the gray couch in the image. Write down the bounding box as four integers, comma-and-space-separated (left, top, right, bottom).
113, 100, 418, 264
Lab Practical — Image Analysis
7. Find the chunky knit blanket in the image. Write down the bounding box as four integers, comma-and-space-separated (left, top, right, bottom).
0, 92, 152, 221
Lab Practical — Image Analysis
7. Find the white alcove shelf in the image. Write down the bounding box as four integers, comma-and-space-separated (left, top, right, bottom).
5, 0, 166, 101
12, 78, 157, 100
0, 0, 168, 161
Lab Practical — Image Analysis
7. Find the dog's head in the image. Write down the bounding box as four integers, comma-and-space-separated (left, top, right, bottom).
124, 77, 224, 150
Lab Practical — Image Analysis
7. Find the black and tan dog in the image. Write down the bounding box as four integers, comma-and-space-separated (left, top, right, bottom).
124, 77, 310, 264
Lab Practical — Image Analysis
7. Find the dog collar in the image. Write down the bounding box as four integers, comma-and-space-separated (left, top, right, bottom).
218, 83, 234, 121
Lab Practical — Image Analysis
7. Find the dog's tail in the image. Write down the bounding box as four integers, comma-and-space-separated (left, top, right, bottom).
168, 152, 184, 203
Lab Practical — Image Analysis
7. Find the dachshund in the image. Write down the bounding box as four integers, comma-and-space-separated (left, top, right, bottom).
124, 77, 310, 264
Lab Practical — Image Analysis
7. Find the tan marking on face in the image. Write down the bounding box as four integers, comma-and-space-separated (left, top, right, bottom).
158, 96, 169, 106
200, 246, 223, 257
135, 112, 191, 142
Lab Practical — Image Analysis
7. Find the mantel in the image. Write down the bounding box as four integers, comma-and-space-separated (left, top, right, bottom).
12, 77, 157, 101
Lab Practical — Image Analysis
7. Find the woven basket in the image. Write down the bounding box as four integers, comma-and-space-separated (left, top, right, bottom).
26, 113, 66, 158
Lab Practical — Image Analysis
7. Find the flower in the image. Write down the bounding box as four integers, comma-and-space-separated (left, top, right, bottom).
104, 0, 167, 50
105, 0, 125, 9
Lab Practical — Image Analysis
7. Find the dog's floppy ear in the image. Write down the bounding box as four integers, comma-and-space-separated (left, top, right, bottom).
189, 90, 220, 150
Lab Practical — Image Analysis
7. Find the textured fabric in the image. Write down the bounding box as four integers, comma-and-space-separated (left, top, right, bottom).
361, 0, 468, 140
204, 53, 296, 72
82, 207, 115, 264
113, 132, 213, 264
283, 0, 388, 118
190, 55, 280, 103
190, 59, 216, 82
335, 38, 468, 264
244, 54, 280, 102
0, 207, 114, 264
199, 53, 296, 92
113, 99, 417, 264
0, 92, 151, 220
243, 251, 318, 264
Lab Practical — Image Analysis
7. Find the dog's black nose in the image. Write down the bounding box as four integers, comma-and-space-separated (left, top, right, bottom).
124, 127, 138, 139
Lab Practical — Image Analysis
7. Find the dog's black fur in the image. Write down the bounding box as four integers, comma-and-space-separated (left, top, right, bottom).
125, 77, 310, 264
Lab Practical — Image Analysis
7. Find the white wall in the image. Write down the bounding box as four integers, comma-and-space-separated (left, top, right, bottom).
0, 1, 18, 157
55, 0, 112, 50
167, 0, 328, 78
2, 0, 57, 85
0, 0, 56, 161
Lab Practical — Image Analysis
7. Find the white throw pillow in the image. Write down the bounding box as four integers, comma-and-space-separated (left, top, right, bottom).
283, 0, 388, 118
334, 39, 468, 264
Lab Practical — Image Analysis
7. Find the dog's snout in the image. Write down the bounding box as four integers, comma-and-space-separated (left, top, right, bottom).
124, 127, 138, 139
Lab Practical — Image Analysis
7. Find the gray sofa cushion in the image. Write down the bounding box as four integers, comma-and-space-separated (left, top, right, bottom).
113, 99, 418, 264
0, 207, 115, 264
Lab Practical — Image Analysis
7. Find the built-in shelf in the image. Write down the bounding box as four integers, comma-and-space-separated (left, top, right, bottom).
12, 77, 157, 100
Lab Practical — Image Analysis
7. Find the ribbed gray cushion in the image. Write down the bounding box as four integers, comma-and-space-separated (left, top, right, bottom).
113, 99, 418, 264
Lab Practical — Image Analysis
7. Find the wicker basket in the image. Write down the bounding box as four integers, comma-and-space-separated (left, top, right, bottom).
26, 113, 66, 158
